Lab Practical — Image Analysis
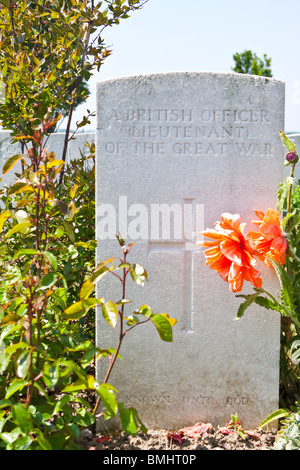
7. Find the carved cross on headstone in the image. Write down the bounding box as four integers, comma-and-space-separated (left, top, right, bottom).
147, 198, 203, 333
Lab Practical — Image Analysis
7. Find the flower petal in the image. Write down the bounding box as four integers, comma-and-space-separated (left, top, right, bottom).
220, 239, 244, 266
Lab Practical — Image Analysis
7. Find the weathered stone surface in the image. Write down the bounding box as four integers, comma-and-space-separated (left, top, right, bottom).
95, 72, 285, 430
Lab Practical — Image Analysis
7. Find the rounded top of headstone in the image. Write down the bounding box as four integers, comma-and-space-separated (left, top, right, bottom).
96, 71, 285, 87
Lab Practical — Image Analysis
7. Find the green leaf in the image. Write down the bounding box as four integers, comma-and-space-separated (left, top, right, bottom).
63, 374, 99, 393
81, 348, 98, 368
277, 177, 294, 212
259, 408, 290, 429
268, 258, 294, 313
64, 298, 100, 320
41, 272, 57, 288
5, 342, 31, 354
34, 430, 52, 450
43, 363, 59, 388
282, 211, 300, 233
79, 258, 115, 300
254, 296, 276, 310
150, 313, 174, 342
235, 292, 260, 319
89, 258, 115, 283
2, 154, 23, 175
130, 264, 147, 286
15, 349, 31, 379
0, 312, 19, 326
0, 210, 11, 233
0, 399, 12, 410
79, 280, 95, 300
5, 379, 28, 399
61, 220, 75, 242
42, 251, 58, 271
134, 304, 152, 318
118, 403, 146, 436
96, 383, 119, 417
0, 428, 22, 445
13, 248, 39, 259
291, 339, 300, 365
101, 300, 118, 327
279, 130, 296, 152
11, 403, 33, 434
13, 435, 33, 450
5, 222, 31, 238
73, 408, 95, 427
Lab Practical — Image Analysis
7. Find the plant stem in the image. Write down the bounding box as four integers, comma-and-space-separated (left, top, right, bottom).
92, 253, 128, 416
287, 163, 295, 216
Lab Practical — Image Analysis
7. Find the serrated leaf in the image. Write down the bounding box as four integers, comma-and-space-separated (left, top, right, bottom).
259, 408, 290, 429
235, 293, 259, 319
254, 296, 276, 310
283, 211, 300, 232
268, 258, 294, 313
277, 176, 294, 212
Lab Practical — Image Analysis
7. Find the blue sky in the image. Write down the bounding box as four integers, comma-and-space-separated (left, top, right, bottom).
71, 0, 300, 133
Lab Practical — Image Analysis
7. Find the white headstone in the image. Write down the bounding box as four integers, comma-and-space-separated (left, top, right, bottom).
95, 72, 285, 430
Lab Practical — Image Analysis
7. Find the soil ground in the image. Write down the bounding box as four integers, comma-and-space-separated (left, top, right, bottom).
79, 423, 278, 451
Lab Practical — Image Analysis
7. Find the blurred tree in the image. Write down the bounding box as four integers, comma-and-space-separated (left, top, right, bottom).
232, 50, 273, 77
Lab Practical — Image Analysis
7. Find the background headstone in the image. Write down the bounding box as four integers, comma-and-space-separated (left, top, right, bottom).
0, 131, 22, 187
0, 130, 95, 188
95, 72, 285, 430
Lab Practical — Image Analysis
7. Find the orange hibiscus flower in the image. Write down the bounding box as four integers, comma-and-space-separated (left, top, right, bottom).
247, 209, 287, 267
198, 213, 262, 293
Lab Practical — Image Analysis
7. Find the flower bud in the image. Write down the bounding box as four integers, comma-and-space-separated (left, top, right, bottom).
286, 151, 299, 164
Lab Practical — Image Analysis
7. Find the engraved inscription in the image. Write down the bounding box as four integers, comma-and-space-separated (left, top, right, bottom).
123, 395, 171, 406
226, 396, 250, 406
100, 107, 273, 157
183, 395, 217, 406
123, 394, 251, 407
